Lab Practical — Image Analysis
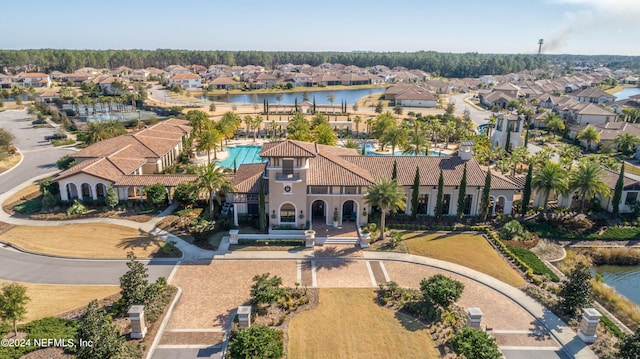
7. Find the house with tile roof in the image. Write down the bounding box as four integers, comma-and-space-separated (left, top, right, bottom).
16, 72, 50, 88
54, 119, 194, 202
229, 140, 520, 230
169, 73, 202, 89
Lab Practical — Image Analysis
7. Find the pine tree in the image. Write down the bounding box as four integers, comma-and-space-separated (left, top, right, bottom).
456, 164, 467, 220
521, 164, 533, 216
391, 160, 398, 181
258, 179, 266, 232
411, 166, 420, 219
612, 162, 625, 216
435, 169, 444, 221
480, 169, 492, 221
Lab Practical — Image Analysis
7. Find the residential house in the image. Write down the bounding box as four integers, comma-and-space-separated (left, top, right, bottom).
395, 88, 437, 108
569, 121, 640, 151
210, 76, 238, 90
169, 73, 202, 89
573, 88, 616, 104
16, 72, 51, 88
571, 103, 616, 126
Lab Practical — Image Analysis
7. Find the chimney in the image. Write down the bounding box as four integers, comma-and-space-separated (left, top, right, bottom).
459, 140, 475, 161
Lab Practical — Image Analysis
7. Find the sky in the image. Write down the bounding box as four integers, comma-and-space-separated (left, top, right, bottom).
2, 0, 639, 56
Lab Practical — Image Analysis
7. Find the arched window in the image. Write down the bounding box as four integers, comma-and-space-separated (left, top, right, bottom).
280, 203, 295, 223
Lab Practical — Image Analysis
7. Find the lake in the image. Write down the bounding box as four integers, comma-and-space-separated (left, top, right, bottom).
595, 265, 640, 306
613, 87, 640, 101
200, 87, 386, 105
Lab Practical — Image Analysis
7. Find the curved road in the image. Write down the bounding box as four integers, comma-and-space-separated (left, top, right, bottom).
0, 109, 76, 194
0, 246, 176, 285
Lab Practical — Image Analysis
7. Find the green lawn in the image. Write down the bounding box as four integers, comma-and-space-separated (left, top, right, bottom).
287, 288, 440, 359
403, 232, 525, 287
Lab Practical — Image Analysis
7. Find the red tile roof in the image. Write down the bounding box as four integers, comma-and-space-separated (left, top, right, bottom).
114, 175, 197, 187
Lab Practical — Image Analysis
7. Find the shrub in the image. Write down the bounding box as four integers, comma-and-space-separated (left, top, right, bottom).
143, 183, 167, 207
41, 192, 58, 210
250, 273, 285, 306
452, 327, 502, 359
508, 246, 560, 282
14, 198, 42, 214
420, 274, 464, 310
499, 220, 527, 240
228, 325, 283, 359
66, 200, 87, 215
173, 182, 198, 206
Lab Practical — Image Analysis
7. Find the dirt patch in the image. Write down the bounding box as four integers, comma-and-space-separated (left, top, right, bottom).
0, 221, 15, 236
2, 183, 39, 207
20, 347, 74, 359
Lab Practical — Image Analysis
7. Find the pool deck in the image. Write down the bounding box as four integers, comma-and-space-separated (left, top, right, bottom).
195, 138, 457, 167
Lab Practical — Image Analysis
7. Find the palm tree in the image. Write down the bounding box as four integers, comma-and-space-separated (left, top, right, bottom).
532, 161, 568, 210
250, 115, 263, 142
218, 111, 241, 144
196, 128, 222, 163
577, 125, 600, 151
557, 144, 582, 171
615, 133, 640, 154
568, 161, 611, 212
353, 115, 362, 137
364, 177, 406, 241
510, 146, 529, 175
403, 130, 429, 156
545, 114, 565, 138
380, 127, 407, 154
196, 163, 233, 219
313, 122, 338, 145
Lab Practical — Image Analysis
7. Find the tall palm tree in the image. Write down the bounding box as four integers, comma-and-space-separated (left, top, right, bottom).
364, 177, 406, 241
510, 146, 529, 175
568, 161, 611, 212
353, 115, 362, 137
218, 111, 241, 144
615, 133, 640, 154
196, 128, 222, 163
577, 125, 600, 151
403, 130, 429, 156
532, 161, 568, 209
196, 163, 233, 219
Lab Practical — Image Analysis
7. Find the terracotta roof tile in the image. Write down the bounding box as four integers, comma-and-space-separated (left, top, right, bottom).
114, 175, 197, 187
232, 163, 267, 193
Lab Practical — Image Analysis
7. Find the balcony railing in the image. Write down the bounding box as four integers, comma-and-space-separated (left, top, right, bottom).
275, 172, 301, 181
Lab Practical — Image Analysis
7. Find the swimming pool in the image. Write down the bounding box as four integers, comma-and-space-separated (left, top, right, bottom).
218, 145, 264, 168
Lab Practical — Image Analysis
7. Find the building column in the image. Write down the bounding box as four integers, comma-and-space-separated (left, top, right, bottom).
504, 200, 513, 215
60, 182, 69, 201
166, 187, 172, 204
139, 187, 144, 202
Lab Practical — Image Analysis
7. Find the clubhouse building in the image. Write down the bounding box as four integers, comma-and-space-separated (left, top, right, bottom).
230, 140, 520, 230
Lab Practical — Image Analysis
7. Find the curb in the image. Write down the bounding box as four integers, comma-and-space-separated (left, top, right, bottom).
0, 147, 24, 178
146, 281, 183, 359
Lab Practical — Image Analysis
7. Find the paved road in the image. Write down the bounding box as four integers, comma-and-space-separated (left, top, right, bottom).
0, 245, 176, 285
449, 93, 491, 128
0, 109, 75, 194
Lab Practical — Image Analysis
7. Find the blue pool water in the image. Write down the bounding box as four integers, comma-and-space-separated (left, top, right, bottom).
478, 124, 488, 134
218, 146, 264, 168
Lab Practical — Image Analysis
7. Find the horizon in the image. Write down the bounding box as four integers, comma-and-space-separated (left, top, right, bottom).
2, 0, 639, 56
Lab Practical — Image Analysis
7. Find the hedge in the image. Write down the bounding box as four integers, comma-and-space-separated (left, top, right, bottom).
507, 246, 560, 282
237, 238, 304, 246
526, 222, 640, 240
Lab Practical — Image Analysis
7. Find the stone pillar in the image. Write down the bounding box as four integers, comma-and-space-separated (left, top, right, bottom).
128, 305, 147, 339
577, 308, 601, 344
229, 229, 239, 245
237, 306, 252, 328
233, 204, 239, 226
359, 231, 370, 248
467, 307, 483, 330
305, 230, 315, 248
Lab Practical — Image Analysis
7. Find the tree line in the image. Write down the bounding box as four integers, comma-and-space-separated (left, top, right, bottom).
0, 49, 547, 78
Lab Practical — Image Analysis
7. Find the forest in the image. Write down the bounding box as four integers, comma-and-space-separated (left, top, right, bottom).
0, 49, 548, 78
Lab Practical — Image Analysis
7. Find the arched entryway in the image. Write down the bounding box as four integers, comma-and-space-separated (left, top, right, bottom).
341, 200, 358, 223
495, 196, 505, 214
80, 183, 92, 200
311, 200, 327, 223
488, 196, 495, 214
66, 183, 78, 200
96, 183, 107, 198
